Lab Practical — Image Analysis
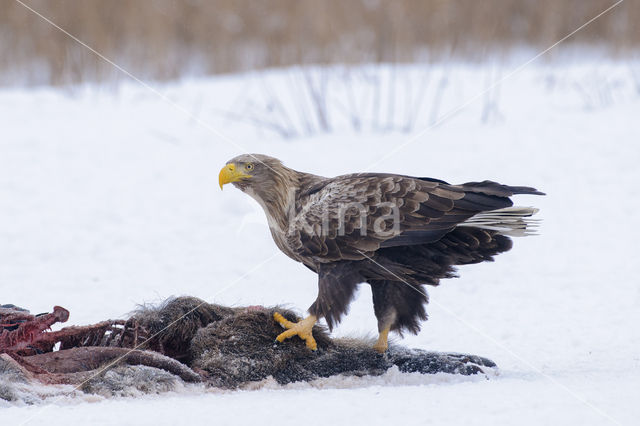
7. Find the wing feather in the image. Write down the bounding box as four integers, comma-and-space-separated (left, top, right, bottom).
287, 174, 542, 261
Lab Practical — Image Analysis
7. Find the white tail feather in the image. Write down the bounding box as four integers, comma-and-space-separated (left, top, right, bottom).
458, 207, 540, 236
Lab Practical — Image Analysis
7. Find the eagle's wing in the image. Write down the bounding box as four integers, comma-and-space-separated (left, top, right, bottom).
286, 173, 542, 262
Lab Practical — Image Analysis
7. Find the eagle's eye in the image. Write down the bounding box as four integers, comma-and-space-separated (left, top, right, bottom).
246, 163, 254, 171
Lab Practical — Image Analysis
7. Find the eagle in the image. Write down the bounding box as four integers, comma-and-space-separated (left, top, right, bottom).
219, 154, 543, 352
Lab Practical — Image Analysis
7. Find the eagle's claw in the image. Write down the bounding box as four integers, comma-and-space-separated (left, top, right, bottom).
273, 312, 318, 350
372, 326, 391, 353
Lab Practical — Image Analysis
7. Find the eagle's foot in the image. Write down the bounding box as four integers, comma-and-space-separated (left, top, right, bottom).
273, 312, 318, 350
373, 326, 390, 353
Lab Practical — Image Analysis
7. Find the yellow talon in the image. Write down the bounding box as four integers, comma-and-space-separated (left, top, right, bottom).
373, 326, 390, 353
273, 312, 318, 350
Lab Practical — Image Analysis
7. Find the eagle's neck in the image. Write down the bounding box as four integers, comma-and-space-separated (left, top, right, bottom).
249, 168, 304, 232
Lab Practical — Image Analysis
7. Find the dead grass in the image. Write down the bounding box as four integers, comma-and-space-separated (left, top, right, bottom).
1, 0, 638, 86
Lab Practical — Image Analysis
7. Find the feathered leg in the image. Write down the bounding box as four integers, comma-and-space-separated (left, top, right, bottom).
370, 280, 429, 352
370, 281, 395, 352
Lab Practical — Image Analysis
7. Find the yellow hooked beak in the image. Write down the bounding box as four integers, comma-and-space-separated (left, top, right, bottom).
219, 163, 251, 189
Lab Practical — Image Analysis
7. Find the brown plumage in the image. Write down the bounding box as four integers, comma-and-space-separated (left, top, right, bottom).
219, 154, 544, 351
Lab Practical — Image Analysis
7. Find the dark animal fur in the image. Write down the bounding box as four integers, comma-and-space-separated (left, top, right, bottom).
188, 304, 495, 388
130, 297, 236, 363
147, 297, 495, 389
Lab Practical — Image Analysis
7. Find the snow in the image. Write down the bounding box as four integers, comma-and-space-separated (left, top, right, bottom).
1, 61, 639, 425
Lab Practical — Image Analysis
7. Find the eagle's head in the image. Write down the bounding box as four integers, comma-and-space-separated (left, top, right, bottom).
218, 154, 286, 191
219, 154, 300, 225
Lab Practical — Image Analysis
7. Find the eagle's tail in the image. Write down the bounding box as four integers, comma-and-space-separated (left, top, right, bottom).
458, 206, 540, 237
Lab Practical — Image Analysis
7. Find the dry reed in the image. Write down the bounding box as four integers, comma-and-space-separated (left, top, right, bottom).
0, 0, 638, 86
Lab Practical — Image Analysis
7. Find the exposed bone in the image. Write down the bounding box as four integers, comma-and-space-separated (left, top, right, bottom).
0, 306, 69, 353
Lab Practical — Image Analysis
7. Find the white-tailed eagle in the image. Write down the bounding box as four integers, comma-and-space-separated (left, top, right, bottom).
219, 154, 543, 352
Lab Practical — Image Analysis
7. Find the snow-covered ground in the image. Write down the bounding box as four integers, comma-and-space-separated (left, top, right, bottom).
1, 61, 639, 425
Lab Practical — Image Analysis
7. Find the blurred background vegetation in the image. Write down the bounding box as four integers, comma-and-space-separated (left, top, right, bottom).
1, 0, 637, 86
